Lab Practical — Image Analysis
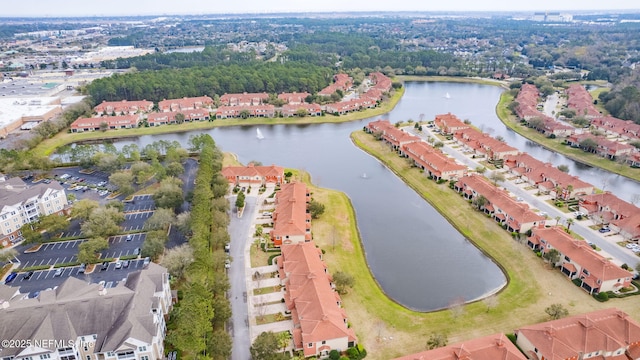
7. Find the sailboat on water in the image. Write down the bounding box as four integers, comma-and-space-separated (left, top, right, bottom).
256, 128, 264, 140
444, 92, 451, 99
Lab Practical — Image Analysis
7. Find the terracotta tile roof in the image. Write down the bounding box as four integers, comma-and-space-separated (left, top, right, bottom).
434, 113, 470, 134
278, 242, 357, 355
611, 213, 640, 240
453, 127, 518, 159
219, 92, 269, 106
71, 115, 139, 130
94, 99, 153, 115
516, 308, 640, 360
278, 92, 311, 104
393, 333, 527, 360
272, 182, 310, 242
579, 193, 638, 220
158, 96, 213, 112
319, 74, 353, 96
147, 109, 209, 123
402, 141, 466, 177
531, 227, 632, 285
566, 84, 601, 117
221, 164, 284, 184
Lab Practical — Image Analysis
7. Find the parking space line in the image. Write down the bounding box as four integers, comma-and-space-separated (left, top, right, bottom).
36, 272, 44, 280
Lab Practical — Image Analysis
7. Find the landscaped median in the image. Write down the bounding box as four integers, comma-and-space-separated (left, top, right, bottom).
296, 130, 640, 360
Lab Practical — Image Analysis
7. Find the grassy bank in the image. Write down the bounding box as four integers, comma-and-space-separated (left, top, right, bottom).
32, 88, 404, 156
397, 75, 509, 88
496, 92, 640, 183
300, 130, 640, 360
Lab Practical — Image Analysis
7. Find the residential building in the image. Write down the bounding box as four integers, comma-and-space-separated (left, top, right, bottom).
611, 213, 640, 242
271, 182, 311, 247
221, 164, 285, 187
318, 74, 353, 96
70, 115, 140, 132
364, 120, 420, 151
0, 263, 172, 360
515, 308, 640, 360
0, 177, 67, 246
578, 192, 639, 224
433, 113, 469, 135
368, 72, 392, 93
455, 174, 545, 233
215, 105, 275, 119
94, 99, 154, 116
393, 333, 527, 360
219, 92, 269, 106
282, 103, 322, 117
278, 92, 310, 105
528, 227, 632, 294
276, 241, 357, 357
146, 109, 210, 126
402, 141, 467, 181
157, 96, 213, 112
566, 84, 601, 119
453, 127, 519, 160
566, 133, 635, 160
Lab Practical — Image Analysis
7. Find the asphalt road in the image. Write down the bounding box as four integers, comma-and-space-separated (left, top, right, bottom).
228, 194, 255, 360
406, 126, 640, 269
179, 158, 199, 213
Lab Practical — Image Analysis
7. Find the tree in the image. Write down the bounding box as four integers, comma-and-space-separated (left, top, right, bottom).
489, 171, 505, 186
153, 177, 184, 211
239, 109, 251, 119
333, 271, 355, 294
475, 166, 486, 175
161, 244, 194, 278
175, 211, 191, 234
71, 199, 99, 221
0, 248, 18, 263
542, 249, 560, 267
77, 237, 108, 264
308, 199, 325, 219
19, 223, 42, 244
99, 121, 108, 132
579, 138, 598, 153
250, 331, 286, 360
175, 112, 185, 124
236, 191, 246, 209
81, 206, 124, 238
130, 161, 154, 184
545, 303, 569, 320
142, 229, 168, 260
38, 213, 69, 236
557, 164, 570, 173
566, 218, 575, 232
109, 171, 135, 197
296, 108, 308, 117
472, 195, 487, 210
635, 262, 640, 275
166, 161, 185, 177
144, 208, 176, 231
426, 332, 448, 349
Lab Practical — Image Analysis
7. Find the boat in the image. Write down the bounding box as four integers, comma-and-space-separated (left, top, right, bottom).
256, 128, 264, 140
445, 92, 451, 99
361, 173, 368, 179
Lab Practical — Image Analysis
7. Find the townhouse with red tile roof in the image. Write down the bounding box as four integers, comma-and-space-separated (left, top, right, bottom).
578, 192, 639, 224
282, 103, 322, 117
503, 154, 593, 199
276, 241, 357, 358
221, 164, 284, 187
219, 92, 269, 106
453, 127, 519, 160
215, 105, 275, 119
94, 99, 154, 116
318, 74, 353, 96
611, 213, 640, 242
566, 84, 601, 119
158, 96, 214, 112
277, 92, 310, 105
515, 84, 578, 137
271, 182, 311, 247
402, 141, 467, 181
433, 113, 470, 134
566, 133, 636, 160
364, 120, 420, 151
70, 115, 140, 132
324, 98, 373, 115
393, 333, 526, 360
527, 227, 632, 294
515, 308, 640, 360
147, 109, 210, 126
368, 72, 392, 93
454, 174, 545, 233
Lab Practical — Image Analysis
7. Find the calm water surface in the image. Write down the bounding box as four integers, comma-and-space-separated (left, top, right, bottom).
82, 82, 640, 310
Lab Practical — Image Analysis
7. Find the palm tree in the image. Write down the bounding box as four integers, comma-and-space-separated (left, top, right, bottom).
566, 218, 574, 232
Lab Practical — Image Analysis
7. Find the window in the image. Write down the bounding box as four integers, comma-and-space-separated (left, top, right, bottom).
321, 341, 326, 345
40, 354, 51, 359
116, 352, 135, 360
86, 356, 91, 360
138, 346, 146, 352
106, 353, 114, 358
141, 357, 149, 360
308, 343, 313, 348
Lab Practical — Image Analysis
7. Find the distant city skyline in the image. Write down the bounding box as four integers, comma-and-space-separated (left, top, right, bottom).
3, 0, 640, 17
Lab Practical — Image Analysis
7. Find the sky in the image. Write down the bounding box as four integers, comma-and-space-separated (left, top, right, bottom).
3, 0, 639, 17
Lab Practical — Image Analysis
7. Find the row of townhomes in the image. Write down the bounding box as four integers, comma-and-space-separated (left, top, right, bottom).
220, 163, 357, 357
0, 263, 172, 360
69, 72, 393, 132
0, 174, 68, 246
516, 83, 640, 166
528, 226, 633, 294
394, 308, 640, 360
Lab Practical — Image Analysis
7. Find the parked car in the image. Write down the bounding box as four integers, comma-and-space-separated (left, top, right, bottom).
100, 261, 109, 271
122, 260, 130, 268
78, 263, 86, 274
126, 235, 133, 241
224, 259, 231, 269
134, 248, 140, 255
115, 260, 123, 269
143, 257, 150, 268
23, 271, 34, 280
224, 243, 230, 252
4, 272, 17, 284
54, 268, 63, 277
599, 227, 611, 233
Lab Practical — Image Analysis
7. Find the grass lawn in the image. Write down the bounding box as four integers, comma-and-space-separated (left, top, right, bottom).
300, 130, 640, 360
253, 286, 281, 296
255, 313, 291, 325
250, 240, 272, 268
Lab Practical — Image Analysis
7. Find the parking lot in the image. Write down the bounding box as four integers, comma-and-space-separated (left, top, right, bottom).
6, 258, 150, 295
122, 211, 154, 231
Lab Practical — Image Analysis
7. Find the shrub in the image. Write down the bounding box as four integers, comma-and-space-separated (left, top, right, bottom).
594, 292, 609, 302
267, 254, 280, 265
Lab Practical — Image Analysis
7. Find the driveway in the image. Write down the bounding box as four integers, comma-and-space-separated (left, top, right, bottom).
406, 126, 640, 269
